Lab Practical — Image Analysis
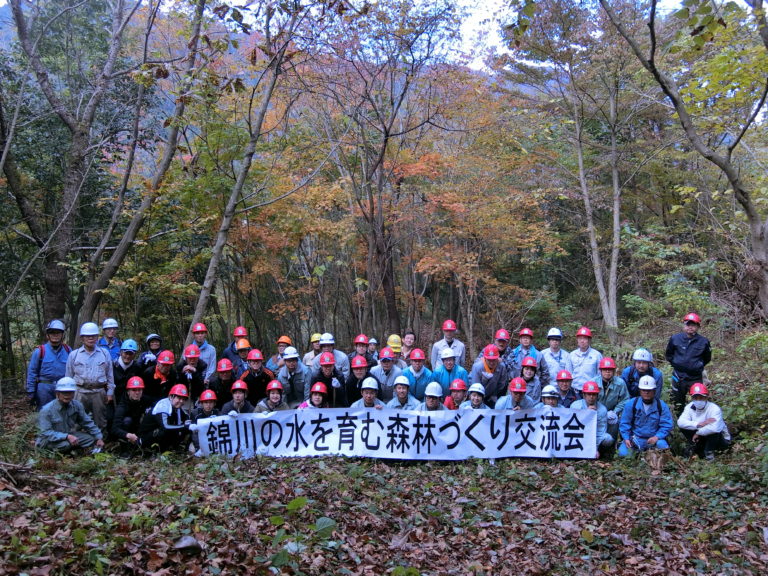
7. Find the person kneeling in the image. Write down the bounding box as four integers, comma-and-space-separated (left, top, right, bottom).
36, 377, 104, 454
137, 384, 191, 452
571, 381, 614, 458
350, 377, 385, 409
255, 380, 290, 413
618, 376, 673, 457
677, 383, 731, 461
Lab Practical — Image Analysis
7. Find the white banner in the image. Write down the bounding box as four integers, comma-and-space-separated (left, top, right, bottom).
197, 407, 597, 460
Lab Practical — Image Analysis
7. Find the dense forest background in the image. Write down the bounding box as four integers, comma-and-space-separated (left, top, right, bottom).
1, 0, 767, 379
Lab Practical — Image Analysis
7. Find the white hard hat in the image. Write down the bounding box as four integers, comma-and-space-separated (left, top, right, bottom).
541, 385, 559, 398
368, 338, 378, 345
360, 377, 379, 391
546, 327, 563, 339
319, 332, 335, 345
638, 375, 657, 390
55, 377, 77, 392
424, 382, 443, 397
282, 346, 299, 360
632, 348, 653, 363
440, 348, 457, 360
46, 319, 66, 332
102, 318, 119, 329
79, 322, 100, 336
394, 375, 410, 387
467, 383, 486, 396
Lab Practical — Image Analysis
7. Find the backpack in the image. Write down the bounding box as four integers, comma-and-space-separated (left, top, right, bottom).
629, 396, 662, 430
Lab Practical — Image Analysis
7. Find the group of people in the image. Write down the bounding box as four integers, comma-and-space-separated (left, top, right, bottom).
30, 313, 730, 461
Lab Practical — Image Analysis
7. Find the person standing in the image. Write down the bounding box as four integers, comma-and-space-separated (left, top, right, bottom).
188, 323, 217, 385
98, 318, 122, 361
26, 319, 71, 410
430, 319, 466, 370
565, 326, 602, 392
665, 312, 712, 414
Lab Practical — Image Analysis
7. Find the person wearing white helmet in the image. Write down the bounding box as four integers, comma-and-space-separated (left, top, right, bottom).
311, 332, 351, 379
621, 348, 664, 398
540, 328, 570, 385
431, 347, 469, 397
98, 318, 122, 361
417, 382, 447, 411
350, 377, 385, 409
26, 319, 71, 410
386, 375, 420, 410
618, 375, 674, 457
278, 346, 312, 407
65, 322, 115, 436
139, 333, 164, 369
677, 383, 731, 461
36, 377, 104, 454
367, 338, 379, 361
459, 383, 488, 410
535, 385, 560, 409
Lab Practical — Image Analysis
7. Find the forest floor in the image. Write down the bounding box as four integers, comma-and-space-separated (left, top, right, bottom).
0, 394, 766, 576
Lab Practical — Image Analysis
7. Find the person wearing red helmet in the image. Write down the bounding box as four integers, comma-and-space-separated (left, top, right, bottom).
222, 380, 255, 415
239, 348, 276, 406
571, 381, 614, 458
188, 322, 217, 384
509, 328, 551, 389
112, 376, 154, 454
222, 326, 249, 365
299, 382, 330, 409
430, 319, 466, 371
309, 351, 348, 407
443, 378, 468, 410
345, 354, 372, 406
597, 358, 630, 442
518, 356, 542, 404
565, 326, 603, 392
468, 344, 510, 406
141, 349, 178, 402
554, 370, 579, 408
665, 312, 712, 415
495, 378, 534, 410
208, 358, 237, 409
177, 344, 209, 403
255, 380, 289, 413
369, 347, 403, 403
348, 334, 377, 369
137, 383, 191, 452
401, 348, 433, 401
677, 383, 731, 460
189, 389, 220, 456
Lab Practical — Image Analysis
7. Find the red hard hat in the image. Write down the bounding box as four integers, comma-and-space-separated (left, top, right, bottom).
217, 358, 234, 372
192, 322, 207, 333
582, 381, 600, 394
277, 335, 292, 345
556, 370, 573, 381
442, 319, 457, 331
233, 326, 248, 337
689, 382, 709, 396
231, 380, 248, 392
683, 312, 701, 324
449, 379, 468, 391
521, 356, 537, 369
169, 384, 189, 398
157, 350, 175, 365
519, 328, 534, 338
319, 352, 336, 366
495, 329, 510, 341
351, 355, 368, 369
126, 376, 144, 390
576, 326, 592, 338
409, 348, 426, 361
599, 357, 616, 370
199, 389, 217, 402
247, 349, 264, 361
266, 380, 283, 392
484, 344, 500, 360
354, 334, 369, 345
184, 344, 201, 358
509, 377, 527, 393
311, 382, 328, 395
379, 347, 395, 360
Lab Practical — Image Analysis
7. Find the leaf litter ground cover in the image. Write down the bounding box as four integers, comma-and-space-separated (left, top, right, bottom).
1, 401, 767, 575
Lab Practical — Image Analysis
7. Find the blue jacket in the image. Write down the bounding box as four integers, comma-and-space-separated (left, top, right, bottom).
571, 400, 609, 446
665, 332, 711, 381
386, 394, 420, 410
620, 365, 664, 397
619, 396, 674, 441
402, 366, 434, 401
494, 394, 534, 410
431, 364, 469, 396
459, 400, 489, 410
98, 337, 122, 361
26, 343, 70, 395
